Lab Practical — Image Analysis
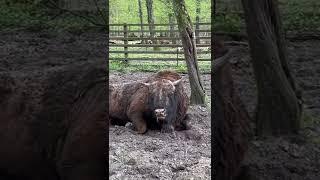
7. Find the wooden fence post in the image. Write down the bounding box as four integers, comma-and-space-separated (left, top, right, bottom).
169, 14, 177, 44
123, 23, 128, 63
109, 23, 211, 63
176, 48, 179, 66
195, 16, 200, 44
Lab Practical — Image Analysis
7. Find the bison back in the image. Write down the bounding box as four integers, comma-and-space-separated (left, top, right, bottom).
109, 82, 149, 126
146, 70, 182, 82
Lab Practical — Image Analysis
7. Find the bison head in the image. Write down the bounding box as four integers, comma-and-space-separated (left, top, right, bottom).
142, 78, 183, 132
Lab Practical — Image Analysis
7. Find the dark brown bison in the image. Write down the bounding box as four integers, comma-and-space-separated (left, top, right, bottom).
109, 70, 189, 134
0, 62, 106, 180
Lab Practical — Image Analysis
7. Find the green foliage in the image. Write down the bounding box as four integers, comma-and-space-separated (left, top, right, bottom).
214, 0, 320, 32
109, 0, 211, 24
0, 1, 103, 31
280, 0, 320, 32
213, 14, 242, 32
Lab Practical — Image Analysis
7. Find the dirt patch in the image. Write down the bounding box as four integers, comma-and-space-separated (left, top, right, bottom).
0, 29, 106, 72
109, 73, 211, 179
227, 40, 320, 118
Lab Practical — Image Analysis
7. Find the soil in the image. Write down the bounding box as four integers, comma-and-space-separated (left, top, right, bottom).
226, 40, 320, 180
0, 29, 106, 72
109, 73, 212, 179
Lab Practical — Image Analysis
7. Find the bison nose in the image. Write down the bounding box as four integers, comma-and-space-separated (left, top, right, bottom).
155, 109, 166, 119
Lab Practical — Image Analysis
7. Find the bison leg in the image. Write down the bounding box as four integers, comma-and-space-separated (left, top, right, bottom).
161, 124, 175, 133
127, 93, 148, 134
128, 113, 147, 134
175, 114, 191, 131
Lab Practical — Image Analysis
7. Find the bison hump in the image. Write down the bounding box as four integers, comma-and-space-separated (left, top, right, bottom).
146, 70, 182, 82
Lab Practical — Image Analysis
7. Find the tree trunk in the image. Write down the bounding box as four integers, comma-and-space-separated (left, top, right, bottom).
213, 0, 216, 16
168, 13, 176, 44
138, 0, 145, 43
172, 0, 206, 105
241, 0, 302, 136
213, 41, 251, 180
195, 0, 201, 44
146, 0, 157, 46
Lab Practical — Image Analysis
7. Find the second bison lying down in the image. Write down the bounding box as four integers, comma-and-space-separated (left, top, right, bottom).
109, 70, 189, 134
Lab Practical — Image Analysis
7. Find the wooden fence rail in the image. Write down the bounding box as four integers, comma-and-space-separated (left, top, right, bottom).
109, 22, 211, 63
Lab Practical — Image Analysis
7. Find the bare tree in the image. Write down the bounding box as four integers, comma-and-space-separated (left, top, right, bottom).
172, 0, 206, 104
195, 0, 201, 44
241, 0, 302, 136
146, 0, 157, 45
138, 0, 145, 43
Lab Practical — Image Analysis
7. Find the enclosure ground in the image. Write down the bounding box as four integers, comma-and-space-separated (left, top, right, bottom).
0, 29, 106, 72
109, 72, 211, 179
226, 39, 320, 180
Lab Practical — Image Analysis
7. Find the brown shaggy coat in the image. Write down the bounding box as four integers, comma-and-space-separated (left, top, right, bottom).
109, 70, 189, 133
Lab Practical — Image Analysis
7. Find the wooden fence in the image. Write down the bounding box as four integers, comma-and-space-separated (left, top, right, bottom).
109, 22, 211, 62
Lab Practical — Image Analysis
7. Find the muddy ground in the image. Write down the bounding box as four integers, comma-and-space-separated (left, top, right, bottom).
0, 29, 106, 72
227, 40, 320, 180
109, 73, 211, 180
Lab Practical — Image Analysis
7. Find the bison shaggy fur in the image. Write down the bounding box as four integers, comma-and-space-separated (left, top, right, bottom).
109, 70, 189, 134
0, 62, 106, 180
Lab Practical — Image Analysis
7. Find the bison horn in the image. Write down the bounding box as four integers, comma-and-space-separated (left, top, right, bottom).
142, 82, 151, 86
142, 82, 157, 86
172, 78, 183, 86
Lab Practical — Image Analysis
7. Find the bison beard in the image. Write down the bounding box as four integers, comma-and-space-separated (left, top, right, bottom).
109, 70, 189, 134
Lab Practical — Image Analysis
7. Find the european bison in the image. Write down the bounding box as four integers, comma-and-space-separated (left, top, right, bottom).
0, 62, 107, 180
109, 70, 189, 134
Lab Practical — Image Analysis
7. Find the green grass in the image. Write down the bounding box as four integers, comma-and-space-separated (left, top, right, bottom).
109, 47, 210, 59
109, 60, 211, 74
109, 46, 211, 73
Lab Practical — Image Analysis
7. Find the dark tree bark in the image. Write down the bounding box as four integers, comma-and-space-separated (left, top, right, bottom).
138, 0, 145, 43
213, 0, 216, 16
172, 0, 206, 105
195, 0, 201, 44
241, 0, 302, 136
168, 13, 176, 44
213, 41, 251, 180
146, 0, 157, 46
